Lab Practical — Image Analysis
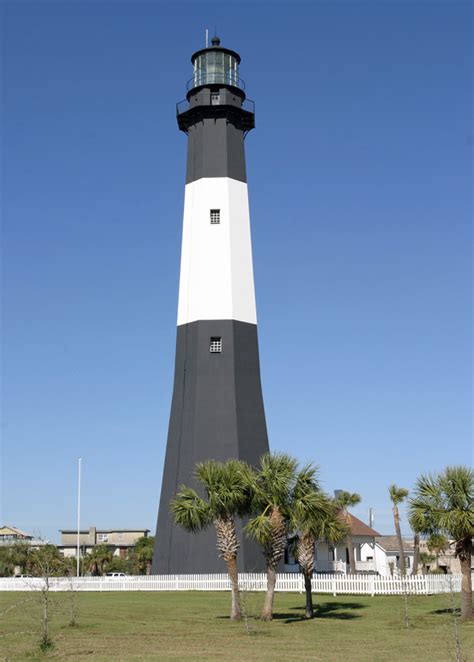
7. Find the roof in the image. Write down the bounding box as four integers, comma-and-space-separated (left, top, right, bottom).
338, 513, 381, 537
376, 536, 415, 553
0, 525, 32, 538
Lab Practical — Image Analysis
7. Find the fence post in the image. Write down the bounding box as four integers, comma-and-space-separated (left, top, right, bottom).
332, 576, 337, 597
370, 575, 375, 597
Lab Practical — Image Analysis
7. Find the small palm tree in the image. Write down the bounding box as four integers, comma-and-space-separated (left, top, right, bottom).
245, 452, 298, 621
335, 491, 361, 574
388, 484, 409, 576
131, 536, 155, 575
291, 466, 347, 618
418, 550, 435, 574
85, 545, 112, 576
409, 466, 474, 620
171, 459, 252, 621
427, 533, 449, 571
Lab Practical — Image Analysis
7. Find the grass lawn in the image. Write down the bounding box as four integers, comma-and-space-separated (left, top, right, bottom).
0, 591, 473, 661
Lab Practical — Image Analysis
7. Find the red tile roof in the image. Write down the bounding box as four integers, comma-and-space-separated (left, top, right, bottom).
338, 512, 380, 537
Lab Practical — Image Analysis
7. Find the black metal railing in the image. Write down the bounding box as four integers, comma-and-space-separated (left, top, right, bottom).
176, 97, 255, 117
186, 71, 246, 92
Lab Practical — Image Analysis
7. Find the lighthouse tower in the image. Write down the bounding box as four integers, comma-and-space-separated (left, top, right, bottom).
152, 37, 269, 574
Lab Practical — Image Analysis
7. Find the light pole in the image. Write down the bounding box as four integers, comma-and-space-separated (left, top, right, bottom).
76, 457, 82, 577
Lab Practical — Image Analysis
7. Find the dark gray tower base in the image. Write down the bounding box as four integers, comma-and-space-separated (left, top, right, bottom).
153, 321, 268, 573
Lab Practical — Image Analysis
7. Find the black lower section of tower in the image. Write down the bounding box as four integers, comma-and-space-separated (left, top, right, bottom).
152, 321, 268, 574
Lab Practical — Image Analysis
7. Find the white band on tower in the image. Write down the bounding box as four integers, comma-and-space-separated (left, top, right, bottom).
177, 177, 257, 326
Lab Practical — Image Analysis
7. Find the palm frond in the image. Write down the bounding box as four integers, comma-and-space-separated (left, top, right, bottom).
244, 512, 272, 545
335, 490, 361, 508
388, 484, 409, 505
408, 466, 474, 541
170, 486, 212, 532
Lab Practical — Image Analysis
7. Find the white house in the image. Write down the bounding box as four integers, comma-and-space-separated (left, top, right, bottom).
284, 514, 381, 574
360, 535, 415, 576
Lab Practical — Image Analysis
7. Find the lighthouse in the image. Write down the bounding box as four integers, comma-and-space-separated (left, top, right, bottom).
152, 37, 269, 574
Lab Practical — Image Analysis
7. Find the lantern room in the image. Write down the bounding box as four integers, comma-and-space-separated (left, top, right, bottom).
189, 36, 244, 92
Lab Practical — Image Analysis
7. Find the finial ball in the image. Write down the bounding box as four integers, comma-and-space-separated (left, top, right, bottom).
211, 36, 220, 46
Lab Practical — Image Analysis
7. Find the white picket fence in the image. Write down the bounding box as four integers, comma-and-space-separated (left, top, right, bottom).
0, 573, 462, 596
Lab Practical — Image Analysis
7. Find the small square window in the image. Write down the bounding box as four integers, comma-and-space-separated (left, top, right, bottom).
210, 209, 220, 224
209, 337, 222, 353
211, 92, 220, 105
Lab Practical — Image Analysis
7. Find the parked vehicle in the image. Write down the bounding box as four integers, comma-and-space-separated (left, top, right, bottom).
105, 572, 126, 578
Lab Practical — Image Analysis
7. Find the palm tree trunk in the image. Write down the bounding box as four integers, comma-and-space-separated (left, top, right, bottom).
226, 556, 242, 621
393, 506, 406, 576
304, 571, 314, 619
297, 533, 316, 618
261, 507, 286, 621
412, 533, 420, 576
214, 517, 242, 621
347, 531, 356, 574
458, 538, 473, 621
261, 565, 276, 621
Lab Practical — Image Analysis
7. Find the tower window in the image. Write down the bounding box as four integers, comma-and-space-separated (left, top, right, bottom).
210, 209, 220, 224
209, 337, 222, 353
211, 92, 220, 105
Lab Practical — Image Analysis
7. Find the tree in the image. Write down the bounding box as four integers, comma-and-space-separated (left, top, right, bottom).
171, 459, 253, 621
130, 536, 155, 575
418, 550, 435, 575
291, 466, 347, 619
28, 545, 65, 651
388, 484, 409, 576
335, 491, 361, 574
0, 542, 31, 577
85, 545, 113, 576
245, 452, 298, 621
409, 466, 474, 620
412, 533, 420, 575
427, 533, 449, 571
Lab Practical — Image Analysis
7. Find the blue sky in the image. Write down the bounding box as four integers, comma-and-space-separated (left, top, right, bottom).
1, 1, 472, 543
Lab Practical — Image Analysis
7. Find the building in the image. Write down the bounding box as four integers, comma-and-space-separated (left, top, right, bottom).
418, 538, 474, 574
285, 514, 381, 574
0, 525, 48, 548
153, 36, 269, 574
360, 535, 415, 576
58, 527, 150, 559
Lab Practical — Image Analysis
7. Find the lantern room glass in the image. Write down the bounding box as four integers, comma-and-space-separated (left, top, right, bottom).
194, 51, 239, 87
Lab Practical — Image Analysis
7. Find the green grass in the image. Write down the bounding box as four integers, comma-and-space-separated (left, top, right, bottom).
0, 591, 473, 661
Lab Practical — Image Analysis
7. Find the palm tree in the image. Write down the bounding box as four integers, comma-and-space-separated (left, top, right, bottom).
245, 452, 298, 621
418, 550, 435, 575
427, 533, 449, 572
412, 533, 420, 575
291, 466, 347, 619
85, 544, 112, 576
409, 466, 474, 620
171, 459, 252, 621
388, 484, 409, 576
335, 491, 361, 574
131, 536, 155, 575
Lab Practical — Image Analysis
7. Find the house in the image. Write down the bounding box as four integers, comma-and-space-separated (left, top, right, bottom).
0, 525, 49, 548
360, 535, 415, 576
58, 527, 150, 559
418, 538, 474, 574
284, 514, 381, 574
